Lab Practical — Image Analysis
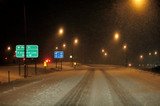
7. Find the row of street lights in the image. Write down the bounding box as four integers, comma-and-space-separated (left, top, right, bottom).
101, 31, 159, 67
139, 51, 159, 60
55, 28, 79, 64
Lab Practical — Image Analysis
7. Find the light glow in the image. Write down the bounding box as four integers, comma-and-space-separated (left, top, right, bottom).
131, 0, 148, 12
114, 32, 120, 41
59, 28, 64, 35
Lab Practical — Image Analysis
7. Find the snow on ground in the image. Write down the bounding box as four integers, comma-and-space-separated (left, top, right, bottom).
0, 70, 87, 106
88, 69, 115, 106
0, 62, 76, 83
105, 67, 160, 105
0, 66, 22, 83
0, 65, 159, 105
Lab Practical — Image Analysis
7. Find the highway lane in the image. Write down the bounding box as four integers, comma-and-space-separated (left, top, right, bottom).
0, 65, 159, 106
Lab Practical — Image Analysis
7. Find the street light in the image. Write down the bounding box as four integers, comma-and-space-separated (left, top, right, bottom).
123, 44, 127, 67
123, 44, 127, 50
128, 63, 132, 67
72, 38, 79, 65
69, 54, 72, 59
104, 52, 107, 56
154, 51, 158, 55
149, 52, 152, 56
139, 55, 144, 67
102, 49, 105, 53
7, 46, 11, 51
58, 28, 64, 36
62, 43, 66, 49
114, 32, 120, 41
55, 46, 58, 50
74, 38, 79, 45
131, 0, 147, 12
140, 55, 144, 59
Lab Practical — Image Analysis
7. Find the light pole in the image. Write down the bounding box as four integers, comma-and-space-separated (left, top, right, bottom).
123, 44, 127, 67
62, 43, 66, 61
69, 55, 73, 66
73, 38, 79, 63
24, 3, 27, 78
55, 27, 64, 70
104, 52, 108, 64
154, 51, 158, 66
62, 43, 66, 49
101, 48, 108, 64
139, 54, 144, 67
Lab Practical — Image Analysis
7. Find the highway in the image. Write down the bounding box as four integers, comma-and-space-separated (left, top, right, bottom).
0, 65, 160, 106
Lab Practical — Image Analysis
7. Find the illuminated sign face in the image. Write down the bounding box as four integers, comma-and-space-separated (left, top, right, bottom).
26, 45, 39, 58
16, 45, 25, 58
54, 51, 64, 59
16, 45, 39, 58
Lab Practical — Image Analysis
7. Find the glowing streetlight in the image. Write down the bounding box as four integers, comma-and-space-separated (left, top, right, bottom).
7, 46, 11, 51
131, 0, 147, 11
74, 38, 79, 45
55, 46, 58, 50
114, 32, 120, 41
62, 43, 66, 49
102, 49, 105, 53
140, 55, 144, 59
104, 52, 107, 56
123, 44, 127, 50
58, 28, 64, 36
149, 52, 152, 56
154, 51, 158, 55
128, 63, 132, 67
123, 44, 128, 67
70, 55, 73, 59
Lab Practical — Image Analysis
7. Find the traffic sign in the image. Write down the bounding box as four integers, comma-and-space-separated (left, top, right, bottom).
16, 45, 39, 58
26, 45, 39, 58
16, 45, 25, 58
54, 51, 64, 59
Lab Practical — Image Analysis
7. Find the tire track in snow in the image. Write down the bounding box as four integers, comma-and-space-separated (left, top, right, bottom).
101, 69, 142, 106
55, 68, 95, 106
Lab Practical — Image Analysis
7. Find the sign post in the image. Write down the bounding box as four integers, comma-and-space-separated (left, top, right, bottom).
18, 59, 21, 76
54, 51, 64, 70
16, 45, 39, 76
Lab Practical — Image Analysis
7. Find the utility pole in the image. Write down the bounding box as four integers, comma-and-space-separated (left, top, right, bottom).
24, 3, 27, 78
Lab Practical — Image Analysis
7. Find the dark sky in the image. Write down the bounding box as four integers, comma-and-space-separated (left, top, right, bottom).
0, 0, 160, 64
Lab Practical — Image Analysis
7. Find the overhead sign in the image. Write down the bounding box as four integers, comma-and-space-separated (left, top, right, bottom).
54, 51, 64, 59
16, 45, 39, 58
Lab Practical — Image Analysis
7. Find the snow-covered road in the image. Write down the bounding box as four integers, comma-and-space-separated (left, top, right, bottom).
0, 65, 160, 106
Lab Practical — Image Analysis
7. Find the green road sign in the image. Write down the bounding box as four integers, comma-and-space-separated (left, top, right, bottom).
16, 45, 39, 58
16, 45, 25, 58
26, 45, 39, 58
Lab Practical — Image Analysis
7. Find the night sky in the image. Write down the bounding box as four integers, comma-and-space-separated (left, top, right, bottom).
0, 0, 160, 65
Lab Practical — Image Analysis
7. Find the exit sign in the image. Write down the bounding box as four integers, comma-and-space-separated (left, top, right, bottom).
16, 45, 39, 58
